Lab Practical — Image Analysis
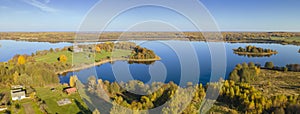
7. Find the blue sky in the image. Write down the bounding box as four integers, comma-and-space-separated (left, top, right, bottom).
0, 0, 299, 32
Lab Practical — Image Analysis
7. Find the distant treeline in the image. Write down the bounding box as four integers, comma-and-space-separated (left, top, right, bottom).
1, 32, 300, 44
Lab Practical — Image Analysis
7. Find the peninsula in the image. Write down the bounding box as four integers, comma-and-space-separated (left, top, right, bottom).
28, 42, 161, 74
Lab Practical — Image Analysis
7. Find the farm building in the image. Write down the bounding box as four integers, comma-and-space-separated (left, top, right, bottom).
11, 86, 26, 101
64, 87, 77, 95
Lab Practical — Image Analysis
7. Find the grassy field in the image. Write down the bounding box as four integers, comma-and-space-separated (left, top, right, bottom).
209, 102, 238, 114
34, 49, 131, 65
1, 85, 91, 114
270, 36, 300, 43
35, 86, 90, 114
9, 99, 43, 114
251, 69, 300, 97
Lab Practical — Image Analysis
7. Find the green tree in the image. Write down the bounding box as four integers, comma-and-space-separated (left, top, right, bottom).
264, 62, 274, 69
248, 62, 255, 68
239, 68, 251, 82
242, 62, 248, 69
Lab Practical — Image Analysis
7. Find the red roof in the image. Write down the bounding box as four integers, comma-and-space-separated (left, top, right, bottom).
64, 87, 77, 94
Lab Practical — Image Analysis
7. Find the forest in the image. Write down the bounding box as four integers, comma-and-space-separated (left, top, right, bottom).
1, 32, 300, 45
78, 72, 300, 114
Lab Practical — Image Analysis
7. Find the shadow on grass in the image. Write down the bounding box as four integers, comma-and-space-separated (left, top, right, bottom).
75, 99, 92, 114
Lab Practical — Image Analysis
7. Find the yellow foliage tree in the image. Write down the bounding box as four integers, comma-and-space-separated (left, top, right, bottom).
69, 76, 77, 87
255, 67, 261, 75
95, 46, 101, 53
59, 55, 67, 63
248, 100, 255, 109
17, 55, 26, 65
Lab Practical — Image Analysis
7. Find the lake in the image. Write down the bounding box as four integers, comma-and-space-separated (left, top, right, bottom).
1, 40, 299, 85
0, 40, 72, 62
58, 41, 300, 85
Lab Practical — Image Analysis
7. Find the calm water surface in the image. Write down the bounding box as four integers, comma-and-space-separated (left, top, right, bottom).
1, 40, 299, 85
0, 40, 72, 62
59, 41, 300, 85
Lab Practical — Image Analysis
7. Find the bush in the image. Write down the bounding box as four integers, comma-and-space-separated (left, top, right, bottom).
265, 62, 274, 69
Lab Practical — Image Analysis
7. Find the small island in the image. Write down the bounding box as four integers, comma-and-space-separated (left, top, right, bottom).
298, 49, 300, 53
233, 45, 278, 57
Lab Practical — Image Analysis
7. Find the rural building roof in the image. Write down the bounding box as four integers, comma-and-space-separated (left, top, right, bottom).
64, 87, 77, 94
11, 91, 25, 98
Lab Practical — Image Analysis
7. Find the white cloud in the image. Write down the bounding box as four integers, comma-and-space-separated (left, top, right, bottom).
22, 0, 57, 13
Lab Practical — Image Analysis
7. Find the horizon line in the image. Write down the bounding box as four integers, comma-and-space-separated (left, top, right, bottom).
1, 30, 300, 33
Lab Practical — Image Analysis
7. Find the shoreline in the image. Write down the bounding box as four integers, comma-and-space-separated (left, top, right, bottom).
233, 51, 278, 56
1, 38, 299, 46
56, 56, 161, 75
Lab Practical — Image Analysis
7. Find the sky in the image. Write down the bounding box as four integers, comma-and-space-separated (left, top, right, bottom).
0, 0, 300, 32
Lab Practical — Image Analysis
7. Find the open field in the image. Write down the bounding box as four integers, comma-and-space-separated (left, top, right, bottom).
1, 84, 91, 114
34, 49, 132, 65
10, 99, 43, 114
271, 36, 300, 43
35, 86, 90, 114
251, 69, 300, 97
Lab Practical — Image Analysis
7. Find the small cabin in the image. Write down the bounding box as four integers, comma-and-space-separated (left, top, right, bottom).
11, 85, 26, 101
64, 87, 77, 95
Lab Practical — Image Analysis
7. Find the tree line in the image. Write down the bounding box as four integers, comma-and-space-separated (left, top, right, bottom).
81, 74, 300, 114
0, 55, 60, 87
1, 32, 300, 44
218, 80, 300, 113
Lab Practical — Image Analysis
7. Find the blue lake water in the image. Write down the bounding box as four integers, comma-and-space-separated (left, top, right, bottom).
0, 40, 72, 62
59, 41, 300, 85
0, 40, 299, 85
